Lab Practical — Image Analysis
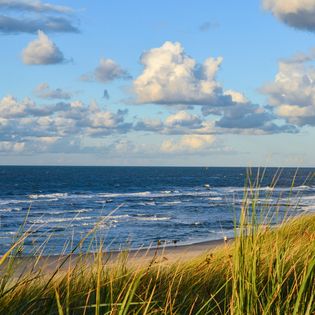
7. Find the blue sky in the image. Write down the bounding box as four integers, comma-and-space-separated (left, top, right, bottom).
0, 0, 315, 166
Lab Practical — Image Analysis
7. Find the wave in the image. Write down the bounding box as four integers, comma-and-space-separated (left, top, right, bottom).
0, 199, 28, 205
138, 201, 156, 206
132, 215, 171, 221
160, 190, 180, 194
102, 214, 170, 222
296, 185, 312, 190
29, 193, 68, 199
29, 216, 92, 224
161, 201, 182, 205
21, 185, 313, 205
98, 191, 152, 198
208, 197, 223, 201
102, 214, 130, 220
0, 207, 21, 212
301, 205, 315, 212
69, 209, 91, 214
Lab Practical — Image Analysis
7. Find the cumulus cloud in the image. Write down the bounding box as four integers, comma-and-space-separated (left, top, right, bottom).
0, 95, 132, 153
34, 83, 72, 99
164, 111, 202, 128
161, 135, 215, 153
133, 41, 298, 135
132, 41, 298, 134
135, 111, 216, 135
81, 58, 131, 83
133, 41, 233, 107
136, 106, 294, 136
215, 104, 297, 134
263, 0, 315, 31
261, 59, 315, 126
22, 30, 65, 65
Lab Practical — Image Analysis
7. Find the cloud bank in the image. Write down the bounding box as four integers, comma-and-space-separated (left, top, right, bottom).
0, 95, 131, 153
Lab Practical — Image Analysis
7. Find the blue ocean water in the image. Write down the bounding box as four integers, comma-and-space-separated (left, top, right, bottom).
0, 166, 314, 255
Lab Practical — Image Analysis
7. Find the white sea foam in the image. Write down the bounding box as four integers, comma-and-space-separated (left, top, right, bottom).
102, 214, 130, 219
98, 191, 152, 198
301, 205, 315, 212
161, 201, 182, 205
298, 195, 315, 203
30, 216, 92, 224
5, 231, 16, 235
296, 185, 312, 190
70, 209, 91, 213
208, 197, 223, 201
0, 199, 28, 205
132, 215, 171, 221
100, 214, 170, 222
139, 201, 156, 206
29, 193, 68, 199
0, 207, 21, 212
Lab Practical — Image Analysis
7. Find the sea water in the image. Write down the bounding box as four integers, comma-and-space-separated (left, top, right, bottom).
0, 166, 314, 255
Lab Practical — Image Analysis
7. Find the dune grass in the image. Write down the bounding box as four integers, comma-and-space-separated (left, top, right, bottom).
0, 172, 314, 314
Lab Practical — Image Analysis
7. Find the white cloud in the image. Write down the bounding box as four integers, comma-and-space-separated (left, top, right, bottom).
34, 83, 72, 99
81, 57, 131, 83
0, 15, 79, 34
161, 134, 215, 153
133, 41, 233, 106
0, 95, 35, 118
0, 95, 132, 153
262, 60, 315, 126
0, 0, 78, 34
224, 90, 248, 104
165, 111, 202, 128
0, 0, 73, 14
22, 30, 65, 65
263, 0, 315, 31
132, 41, 297, 135
135, 111, 216, 135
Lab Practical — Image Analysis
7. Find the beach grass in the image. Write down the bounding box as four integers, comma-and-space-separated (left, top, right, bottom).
0, 172, 315, 314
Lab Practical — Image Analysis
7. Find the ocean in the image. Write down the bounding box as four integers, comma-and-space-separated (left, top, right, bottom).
0, 166, 314, 255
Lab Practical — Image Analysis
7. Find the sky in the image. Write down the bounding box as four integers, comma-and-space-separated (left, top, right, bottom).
0, 0, 315, 167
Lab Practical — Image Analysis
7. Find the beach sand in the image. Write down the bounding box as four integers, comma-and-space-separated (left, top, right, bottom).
3, 238, 232, 276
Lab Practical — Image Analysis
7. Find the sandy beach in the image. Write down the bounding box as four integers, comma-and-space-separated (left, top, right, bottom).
3, 238, 232, 276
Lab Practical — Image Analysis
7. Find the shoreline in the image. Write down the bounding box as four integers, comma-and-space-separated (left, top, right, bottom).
3, 237, 233, 275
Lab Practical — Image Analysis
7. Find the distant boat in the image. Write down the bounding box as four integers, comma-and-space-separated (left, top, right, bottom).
204, 184, 211, 189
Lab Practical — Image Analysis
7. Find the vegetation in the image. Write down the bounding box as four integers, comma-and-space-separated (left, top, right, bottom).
0, 171, 314, 314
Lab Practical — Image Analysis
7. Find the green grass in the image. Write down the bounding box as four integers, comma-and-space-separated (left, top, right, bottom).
0, 173, 315, 314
